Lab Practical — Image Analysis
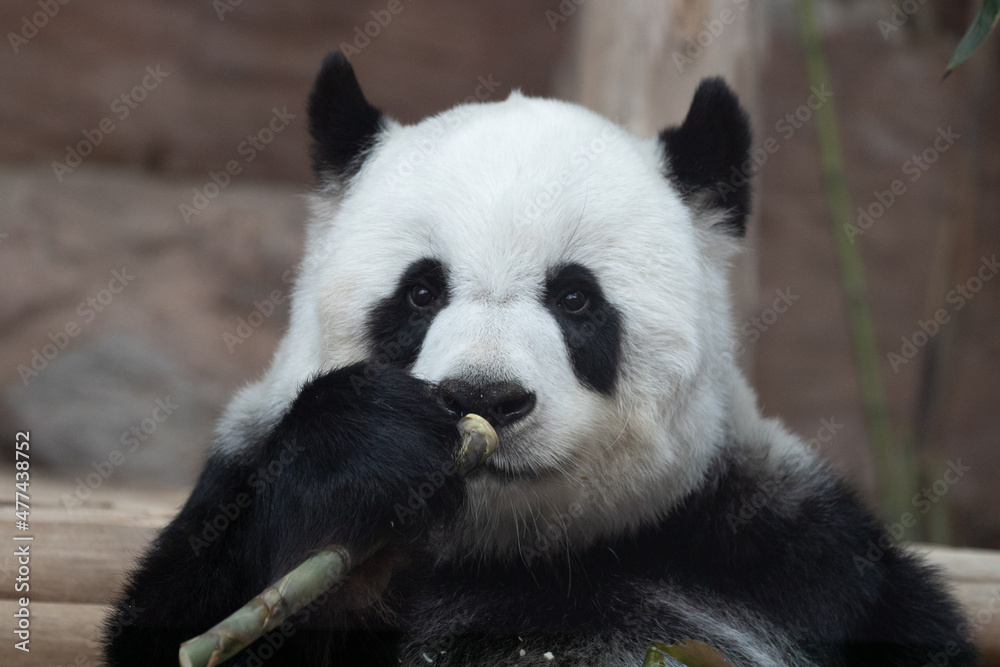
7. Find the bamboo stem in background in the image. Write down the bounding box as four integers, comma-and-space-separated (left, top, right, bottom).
794, 0, 918, 529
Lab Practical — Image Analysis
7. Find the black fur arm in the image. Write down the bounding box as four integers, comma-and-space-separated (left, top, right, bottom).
668, 452, 978, 666
103, 363, 464, 667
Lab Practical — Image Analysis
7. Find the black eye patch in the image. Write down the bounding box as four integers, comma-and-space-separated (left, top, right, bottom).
543, 263, 622, 395
366, 258, 448, 370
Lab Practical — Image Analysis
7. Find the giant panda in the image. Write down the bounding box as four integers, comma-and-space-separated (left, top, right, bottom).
103, 53, 976, 667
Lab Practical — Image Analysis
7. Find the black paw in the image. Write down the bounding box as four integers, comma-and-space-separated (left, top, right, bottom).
260, 363, 466, 556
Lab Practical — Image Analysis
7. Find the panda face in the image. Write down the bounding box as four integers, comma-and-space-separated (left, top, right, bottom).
319, 96, 698, 453
227, 54, 753, 557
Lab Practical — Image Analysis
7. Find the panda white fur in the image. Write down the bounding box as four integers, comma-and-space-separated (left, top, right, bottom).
104, 53, 975, 667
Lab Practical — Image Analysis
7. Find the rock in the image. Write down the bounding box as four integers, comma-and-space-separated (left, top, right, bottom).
7, 335, 216, 485
0, 164, 306, 485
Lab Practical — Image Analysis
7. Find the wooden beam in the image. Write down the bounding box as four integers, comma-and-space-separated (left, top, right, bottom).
3, 475, 999, 663
566, 0, 768, 370
0, 600, 105, 666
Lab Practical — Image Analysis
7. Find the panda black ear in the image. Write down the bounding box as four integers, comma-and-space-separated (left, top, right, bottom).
658, 78, 752, 237
308, 52, 385, 182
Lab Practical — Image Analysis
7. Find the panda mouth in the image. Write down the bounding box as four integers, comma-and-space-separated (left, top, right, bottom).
476, 440, 565, 482
464, 417, 569, 482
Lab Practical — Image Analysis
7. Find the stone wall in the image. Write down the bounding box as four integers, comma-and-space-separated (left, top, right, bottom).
0, 0, 573, 485
1, 0, 571, 183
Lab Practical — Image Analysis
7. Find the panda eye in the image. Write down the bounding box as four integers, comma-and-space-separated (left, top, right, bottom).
559, 290, 589, 314
408, 284, 437, 309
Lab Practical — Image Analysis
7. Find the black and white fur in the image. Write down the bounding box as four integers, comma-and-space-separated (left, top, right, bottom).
104, 53, 976, 666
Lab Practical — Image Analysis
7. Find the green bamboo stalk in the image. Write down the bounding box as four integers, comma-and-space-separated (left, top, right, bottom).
794, 0, 916, 526
178, 546, 354, 667
178, 413, 499, 667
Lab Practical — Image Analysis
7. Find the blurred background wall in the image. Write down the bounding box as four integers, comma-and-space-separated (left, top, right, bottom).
0, 0, 997, 547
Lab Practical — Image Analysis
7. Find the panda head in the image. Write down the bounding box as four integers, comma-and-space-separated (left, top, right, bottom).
223, 53, 754, 559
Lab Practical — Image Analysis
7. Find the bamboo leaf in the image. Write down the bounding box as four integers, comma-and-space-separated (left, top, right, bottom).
947, 0, 1000, 75
641, 645, 667, 667
646, 640, 735, 667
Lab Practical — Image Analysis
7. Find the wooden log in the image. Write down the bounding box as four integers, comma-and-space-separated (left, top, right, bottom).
918, 544, 1000, 664
0, 506, 168, 605
0, 600, 105, 666
569, 0, 767, 136
566, 0, 768, 370
3, 475, 1000, 664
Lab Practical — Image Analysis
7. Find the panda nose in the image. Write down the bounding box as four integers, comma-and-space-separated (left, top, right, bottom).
437, 380, 536, 428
